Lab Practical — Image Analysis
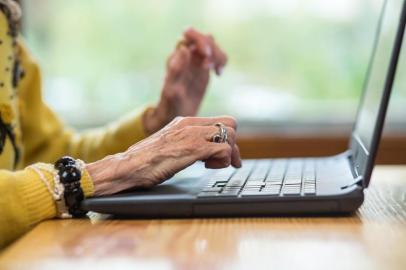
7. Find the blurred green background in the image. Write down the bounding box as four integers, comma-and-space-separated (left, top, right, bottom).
23, 0, 404, 130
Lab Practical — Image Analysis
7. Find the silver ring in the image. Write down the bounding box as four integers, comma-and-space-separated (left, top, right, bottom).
212, 123, 228, 143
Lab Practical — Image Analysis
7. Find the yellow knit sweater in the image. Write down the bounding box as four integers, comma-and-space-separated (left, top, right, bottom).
0, 12, 147, 248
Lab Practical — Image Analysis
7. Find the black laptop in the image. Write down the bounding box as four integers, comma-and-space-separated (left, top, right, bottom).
82, 0, 406, 217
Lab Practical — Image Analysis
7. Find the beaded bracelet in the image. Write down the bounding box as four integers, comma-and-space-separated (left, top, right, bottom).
54, 156, 88, 218
29, 157, 87, 218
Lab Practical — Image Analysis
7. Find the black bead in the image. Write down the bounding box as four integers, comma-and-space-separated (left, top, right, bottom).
59, 165, 81, 184
64, 189, 87, 217
54, 155, 87, 217
64, 188, 83, 205
54, 156, 76, 170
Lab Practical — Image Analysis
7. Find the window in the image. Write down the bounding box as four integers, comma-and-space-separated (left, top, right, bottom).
23, 0, 406, 162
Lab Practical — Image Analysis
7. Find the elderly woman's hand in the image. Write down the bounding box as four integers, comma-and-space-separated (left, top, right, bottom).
86, 116, 240, 196
143, 28, 228, 135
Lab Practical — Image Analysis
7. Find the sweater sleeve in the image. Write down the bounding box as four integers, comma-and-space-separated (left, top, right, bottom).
0, 165, 94, 249
17, 39, 149, 166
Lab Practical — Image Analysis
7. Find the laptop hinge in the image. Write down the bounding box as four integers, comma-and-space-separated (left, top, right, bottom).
341, 176, 364, 189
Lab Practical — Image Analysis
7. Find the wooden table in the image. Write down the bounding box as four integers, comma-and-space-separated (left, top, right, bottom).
1, 165, 406, 270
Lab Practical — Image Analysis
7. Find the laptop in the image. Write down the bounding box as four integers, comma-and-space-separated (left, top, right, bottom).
82, 0, 406, 217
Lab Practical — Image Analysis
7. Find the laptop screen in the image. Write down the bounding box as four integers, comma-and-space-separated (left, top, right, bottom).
354, 0, 404, 153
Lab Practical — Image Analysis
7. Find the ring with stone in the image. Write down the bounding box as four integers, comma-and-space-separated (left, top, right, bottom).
212, 123, 228, 143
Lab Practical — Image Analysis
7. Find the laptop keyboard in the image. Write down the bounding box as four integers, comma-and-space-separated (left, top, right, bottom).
197, 159, 317, 198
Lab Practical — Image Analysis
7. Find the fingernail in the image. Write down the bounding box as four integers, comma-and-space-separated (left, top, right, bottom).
203, 60, 213, 70
218, 66, 224, 75
205, 46, 212, 57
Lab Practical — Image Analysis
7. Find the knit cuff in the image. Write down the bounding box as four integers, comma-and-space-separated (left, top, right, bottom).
18, 163, 95, 226
17, 166, 56, 226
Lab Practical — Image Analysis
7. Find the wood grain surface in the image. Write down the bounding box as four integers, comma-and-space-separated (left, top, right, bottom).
1, 165, 406, 270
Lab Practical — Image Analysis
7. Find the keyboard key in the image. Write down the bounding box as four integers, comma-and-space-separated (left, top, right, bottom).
225, 181, 245, 187
284, 177, 302, 185
217, 193, 239, 197
262, 186, 281, 192
197, 192, 218, 198
240, 187, 260, 191
218, 189, 240, 197
209, 167, 236, 182
222, 188, 241, 193
304, 188, 316, 195
282, 186, 301, 196
201, 187, 223, 192
284, 184, 301, 189
303, 174, 316, 182
265, 177, 283, 185
213, 181, 228, 188
264, 182, 282, 187
240, 192, 261, 197
245, 181, 266, 187
283, 190, 301, 196
247, 160, 270, 181
229, 163, 254, 182
259, 190, 280, 196
303, 159, 316, 182
265, 159, 287, 183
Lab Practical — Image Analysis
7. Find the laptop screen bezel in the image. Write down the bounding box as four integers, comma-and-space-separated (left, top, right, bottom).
350, 0, 406, 188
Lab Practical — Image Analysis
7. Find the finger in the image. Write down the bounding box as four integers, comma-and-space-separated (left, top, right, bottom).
167, 46, 191, 80
204, 144, 240, 169
182, 125, 236, 148
230, 144, 242, 168
207, 35, 228, 76
204, 126, 236, 148
183, 27, 212, 59
201, 143, 233, 169
204, 159, 230, 169
177, 116, 237, 130
202, 125, 238, 169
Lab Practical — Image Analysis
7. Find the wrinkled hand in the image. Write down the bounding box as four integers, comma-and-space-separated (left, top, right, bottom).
87, 116, 241, 196
143, 28, 228, 135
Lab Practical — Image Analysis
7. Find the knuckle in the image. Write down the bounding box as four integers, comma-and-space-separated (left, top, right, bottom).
175, 116, 193, 127
168, 60, 182, 75
163, 88, 177, 101
179, 125, 192, 135
174, 116, 184, 122
181, 126, 203, 139
220, 144, 232, 156
181, 117, 194, 126
184, 27, 195, 34
227, 127, 236, 139
224, 116, 237, 129
172, 116, 185, 126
